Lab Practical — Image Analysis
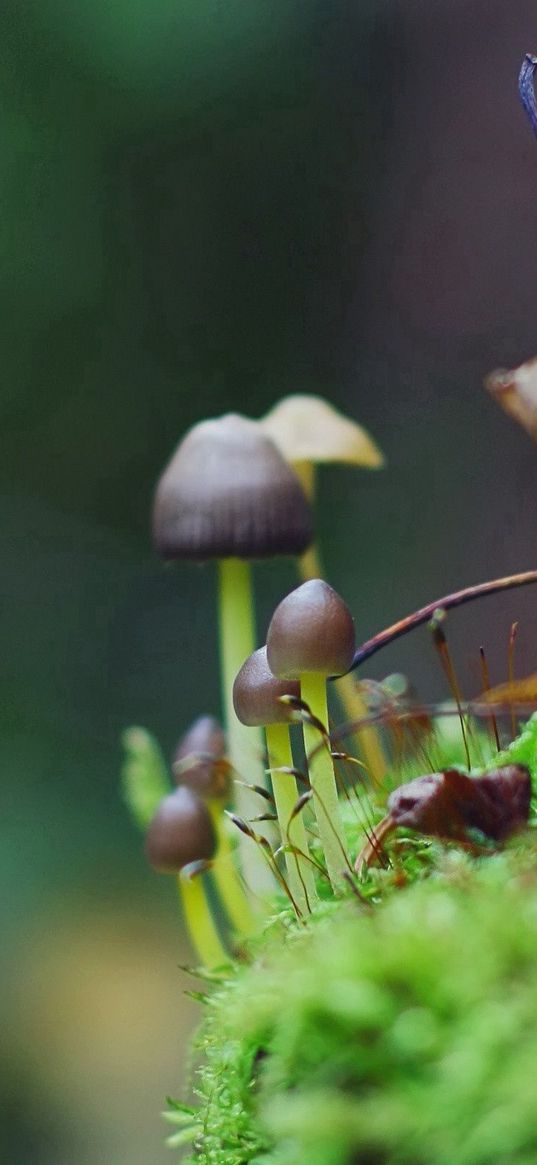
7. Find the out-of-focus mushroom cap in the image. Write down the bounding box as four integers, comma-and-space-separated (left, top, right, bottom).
266, 578, 356, 679
152, 413, 313, 560
172, 715, 230, 801
260, 395, 384, 468
233, 646, 301, 726
145, 786, 216, 874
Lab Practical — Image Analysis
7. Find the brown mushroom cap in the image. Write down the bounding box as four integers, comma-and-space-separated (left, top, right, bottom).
233, 646, 301, 726
266, 578, 356, 679
145, 786, 216, 873
172, 715, 230, 801
152, 413, 313, 560
260, 394, 384, 467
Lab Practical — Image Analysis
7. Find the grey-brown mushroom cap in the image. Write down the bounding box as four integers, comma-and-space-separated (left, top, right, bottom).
152, 413, 313, 560
266, 579, 356, 679
233, 646, 301, 726
172, 715, 230, 800
145, 786, 216, 873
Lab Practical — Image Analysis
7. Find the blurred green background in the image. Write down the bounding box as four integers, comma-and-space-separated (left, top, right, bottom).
4, 0, 537, 1160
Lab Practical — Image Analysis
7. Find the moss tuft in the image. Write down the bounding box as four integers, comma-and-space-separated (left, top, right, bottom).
174, 836, 537, 1165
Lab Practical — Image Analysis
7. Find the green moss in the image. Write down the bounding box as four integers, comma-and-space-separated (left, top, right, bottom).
161, 712, 537, 1164
174, 840, 537, 1165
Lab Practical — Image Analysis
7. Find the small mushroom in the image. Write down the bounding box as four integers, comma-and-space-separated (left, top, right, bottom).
233, 647, 317, 912
172, 714, 254, 937
145, 786, 226, 967
145, 786, 217, 874
267, 578, 356, 679
260, 394, 387, 785
266, 579, 356, 889
152, 412, 313, 895
172, 715, 230, 801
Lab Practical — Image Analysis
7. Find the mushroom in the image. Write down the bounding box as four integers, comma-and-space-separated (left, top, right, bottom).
260, 394, 387, 785
146, 785, 217, 873
266, 579, 356, 890
152, 412, 313, 893
233, 647, 317, 913
172, 714, 254, 936
260, 394, 384, 500
146, 786, 227, 968
172, 714, 230, 801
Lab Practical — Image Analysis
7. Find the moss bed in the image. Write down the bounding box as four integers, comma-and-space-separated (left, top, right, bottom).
164, 717, 537, 1165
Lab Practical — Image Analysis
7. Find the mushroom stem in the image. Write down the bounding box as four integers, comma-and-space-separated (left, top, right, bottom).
298, 540, 324, 587
293, 459, 316, 499
299, 672, 347, 891
217, 557, 274, 895
265, 722, 317, 913
178, 870, 228, 969
208, 806, 256, 936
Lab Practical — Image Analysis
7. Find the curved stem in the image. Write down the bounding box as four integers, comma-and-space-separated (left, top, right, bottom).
217, 557, 275, 897
178, 872, 228, 969
300, 672, 347, 891
349, 569, 537, 671
265, 722, 317, 913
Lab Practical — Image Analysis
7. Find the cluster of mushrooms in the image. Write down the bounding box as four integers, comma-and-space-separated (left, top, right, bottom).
124, 396, 535, 967
126, 397, 385, 963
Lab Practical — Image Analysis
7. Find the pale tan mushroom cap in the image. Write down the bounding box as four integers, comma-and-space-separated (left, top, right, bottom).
260, 394, 384, 468
152, 413, 313, 560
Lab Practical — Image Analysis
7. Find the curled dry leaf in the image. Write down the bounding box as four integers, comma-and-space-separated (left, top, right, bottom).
356, 765, 531, 872
485, 357, 537, 442
387, 765, 531, 844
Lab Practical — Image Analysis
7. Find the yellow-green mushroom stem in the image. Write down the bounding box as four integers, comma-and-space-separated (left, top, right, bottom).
217, 556, 271, 895
298, 672, 347, 891
264, 721, 316, 914
208, 805, 256, 936
233, 646, 316, 914
178, 870, 229, 969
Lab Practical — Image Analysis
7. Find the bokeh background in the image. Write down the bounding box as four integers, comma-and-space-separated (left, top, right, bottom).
4, 1, 537, 1160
